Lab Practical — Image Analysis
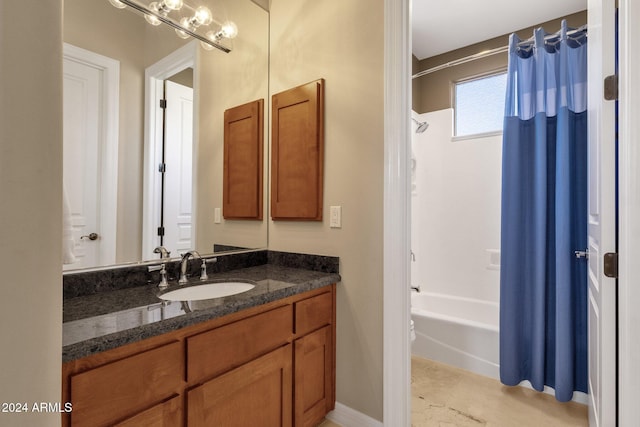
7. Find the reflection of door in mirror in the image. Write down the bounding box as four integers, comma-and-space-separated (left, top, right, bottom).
63, 44, 119, 270
142, 43, 197, 261
161, 78, 194, 258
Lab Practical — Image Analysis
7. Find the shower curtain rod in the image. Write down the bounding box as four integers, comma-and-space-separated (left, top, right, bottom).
412, 25, 587, 80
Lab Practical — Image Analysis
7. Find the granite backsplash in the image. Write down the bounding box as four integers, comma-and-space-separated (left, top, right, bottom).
63, 250, 339, 299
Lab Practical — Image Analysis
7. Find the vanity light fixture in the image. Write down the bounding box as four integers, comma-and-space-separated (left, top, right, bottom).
201, 21, 238, 50
107, 0, 237, 53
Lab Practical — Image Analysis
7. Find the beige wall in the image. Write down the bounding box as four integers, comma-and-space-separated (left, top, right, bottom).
196, 0, 269, 253
413, 11, 587, 113
270, 0, 385, 421
0, 1, 63, 426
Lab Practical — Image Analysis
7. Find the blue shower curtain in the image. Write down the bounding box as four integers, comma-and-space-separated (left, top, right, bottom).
499, 20, 588, 402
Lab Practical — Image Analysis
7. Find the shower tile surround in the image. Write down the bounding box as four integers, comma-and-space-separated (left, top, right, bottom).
62, 250, 340, 362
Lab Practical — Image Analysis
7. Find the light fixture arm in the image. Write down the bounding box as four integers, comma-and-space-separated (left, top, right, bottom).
116, 0, 231, 53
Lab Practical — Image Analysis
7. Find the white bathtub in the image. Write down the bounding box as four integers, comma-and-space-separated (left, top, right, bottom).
411, 291, 500, 379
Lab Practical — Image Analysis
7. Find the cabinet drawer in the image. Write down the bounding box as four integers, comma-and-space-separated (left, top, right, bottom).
187, 304, 293, 383
70, 341, 183, 427
295, 291, 333, 336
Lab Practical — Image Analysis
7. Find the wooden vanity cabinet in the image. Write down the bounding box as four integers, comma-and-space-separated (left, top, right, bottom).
62, 284, 336, 427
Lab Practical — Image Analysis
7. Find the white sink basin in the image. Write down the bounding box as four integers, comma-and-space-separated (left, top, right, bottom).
158, 281, 255, 301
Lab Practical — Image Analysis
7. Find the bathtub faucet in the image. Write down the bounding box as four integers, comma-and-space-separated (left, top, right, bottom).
410, 286, 421, 293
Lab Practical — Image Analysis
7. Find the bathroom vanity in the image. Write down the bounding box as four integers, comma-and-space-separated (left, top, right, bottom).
61, 252, 339, 427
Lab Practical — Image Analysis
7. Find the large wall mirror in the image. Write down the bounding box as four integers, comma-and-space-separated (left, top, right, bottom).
63, 0, 269, 271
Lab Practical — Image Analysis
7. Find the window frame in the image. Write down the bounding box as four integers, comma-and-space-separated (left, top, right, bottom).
451, 68, 507, 140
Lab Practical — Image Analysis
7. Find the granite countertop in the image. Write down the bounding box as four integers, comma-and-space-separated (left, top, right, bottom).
63, 263, 340, 363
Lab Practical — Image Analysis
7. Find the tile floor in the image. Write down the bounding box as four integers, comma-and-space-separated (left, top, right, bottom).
320, 357, 587, 427
318, 419, 342, 427
411, 356, 588, 427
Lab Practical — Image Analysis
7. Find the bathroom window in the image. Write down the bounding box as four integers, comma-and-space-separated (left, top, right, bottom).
454, 72, 507, 138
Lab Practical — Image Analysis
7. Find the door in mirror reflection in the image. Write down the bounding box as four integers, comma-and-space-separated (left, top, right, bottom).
63, 45, 119, 270
161, 79, 194, 257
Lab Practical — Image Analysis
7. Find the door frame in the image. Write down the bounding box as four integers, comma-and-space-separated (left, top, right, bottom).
383, 1, 640, 426
63, 43, 119, 267
142, 41, 198, 260
617, 0, 640, 424
383, 0, 411, 425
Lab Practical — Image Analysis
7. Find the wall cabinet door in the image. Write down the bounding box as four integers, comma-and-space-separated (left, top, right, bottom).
294, 326, 333, 427
188, 345, 292, 427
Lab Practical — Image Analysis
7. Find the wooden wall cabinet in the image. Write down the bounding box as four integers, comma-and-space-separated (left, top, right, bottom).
223, 99, 264, 220
271, 79, 324, 221
62, 285, 336, 427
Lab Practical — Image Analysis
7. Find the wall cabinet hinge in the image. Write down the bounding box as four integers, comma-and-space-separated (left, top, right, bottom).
604, 252, 618, 278
157, 227, 165, 237
159, 99, 167, 109
604, 75, 618, 101
158, 163, 166, 173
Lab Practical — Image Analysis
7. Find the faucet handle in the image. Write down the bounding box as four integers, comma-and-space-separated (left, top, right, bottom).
199, 257, 217, 281
200, 259, 208, 281
149, 263, 169, 289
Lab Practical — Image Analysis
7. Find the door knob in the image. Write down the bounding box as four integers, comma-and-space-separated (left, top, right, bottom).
80, 233, 99, 241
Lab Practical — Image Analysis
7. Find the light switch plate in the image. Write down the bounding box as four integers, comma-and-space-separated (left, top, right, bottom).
214, 208, 221, 224
330, 206, 341, 228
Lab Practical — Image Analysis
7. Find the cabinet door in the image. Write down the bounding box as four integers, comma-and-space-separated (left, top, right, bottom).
114, 395, 182, 427
294, 326, 333, 427
188, 345, 292, 427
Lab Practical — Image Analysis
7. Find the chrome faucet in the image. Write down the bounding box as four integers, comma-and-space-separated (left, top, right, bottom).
153, 246, 171, 259
179, 250, 201, 284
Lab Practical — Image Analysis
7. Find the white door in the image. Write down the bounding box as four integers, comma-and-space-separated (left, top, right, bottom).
63, 45, 119, 270
587, 0, 617, 425
162, 80, 194, 256
63, 59, 100, 269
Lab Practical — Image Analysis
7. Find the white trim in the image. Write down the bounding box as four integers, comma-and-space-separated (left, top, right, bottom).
142, 41, 198, 260
451, 130, 502, 142
383, 0, 411, 426
617, 0, 640, 424
63, 43, 119, 266
326, 402, 384, 427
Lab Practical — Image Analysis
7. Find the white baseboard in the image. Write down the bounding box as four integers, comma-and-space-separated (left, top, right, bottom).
326, 402, 383, 427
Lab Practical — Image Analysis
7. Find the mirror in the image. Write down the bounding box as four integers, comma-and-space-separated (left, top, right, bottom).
63, 0, 269, 271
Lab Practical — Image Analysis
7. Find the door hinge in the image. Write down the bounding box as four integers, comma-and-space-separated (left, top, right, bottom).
604, 252, 618, 278
604, 75, 618, 101
159, 99, 167, 109
158, 163, 166, 173
157, 227, 165, 237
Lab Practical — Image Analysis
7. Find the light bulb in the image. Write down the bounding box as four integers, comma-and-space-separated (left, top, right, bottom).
163, 0, 183, 10
200, 41, 214, 51
180, 16, 195, 31
144, 2, 162, 25
175, 18, 191, 39
108, 0, 127, 9
194, 6, 212, 26
145, 13, 161, 25
221, 21, 238, 39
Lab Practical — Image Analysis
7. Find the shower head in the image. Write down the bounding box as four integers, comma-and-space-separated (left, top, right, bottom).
412, 118, 429, 133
